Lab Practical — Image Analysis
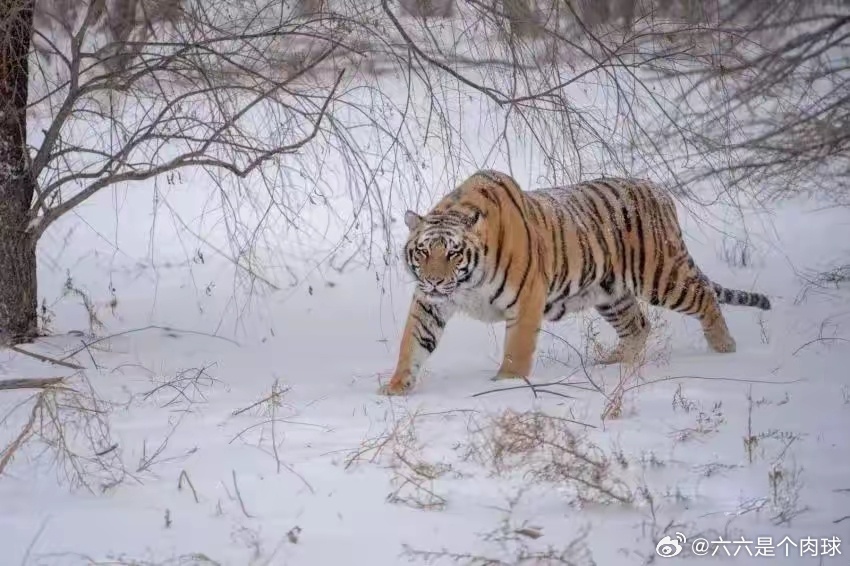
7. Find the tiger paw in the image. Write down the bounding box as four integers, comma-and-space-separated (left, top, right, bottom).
597, 342, 646, 366
596, 348, 625, 365
379, 374, 414, 396
710, 334, 736, 353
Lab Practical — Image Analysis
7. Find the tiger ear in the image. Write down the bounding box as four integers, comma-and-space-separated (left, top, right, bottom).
404, 210, 422, 231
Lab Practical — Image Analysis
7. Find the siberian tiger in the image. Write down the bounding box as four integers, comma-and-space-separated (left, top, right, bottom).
380, 170, 771, 396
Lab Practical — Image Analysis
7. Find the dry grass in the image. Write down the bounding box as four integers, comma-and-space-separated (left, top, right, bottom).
127, 365, 223, 475
767, 458, 808, 526
600, 307, 672, 422
720, 235, 756, 269
61, 274, 107, 337
742, 386, 796, 464
0, 362, 227, 493
142, 364, 222, 412
345, 409, 452, 510
401, 490, 596, 565
795, 263, 850, 305
463, 409, 634, 506
668, 384, 726, 444
0, 371, 125, 492
738, 387, 808, 525
228, 378, 320, 492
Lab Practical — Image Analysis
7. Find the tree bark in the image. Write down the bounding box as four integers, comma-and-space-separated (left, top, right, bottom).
503, 0, 541, 39
0, 0, 38, 343
293, 0, 325, 17
398, 0, 455, 18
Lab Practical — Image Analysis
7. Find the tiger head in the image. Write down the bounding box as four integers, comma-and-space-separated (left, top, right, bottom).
401, 207, 485, 303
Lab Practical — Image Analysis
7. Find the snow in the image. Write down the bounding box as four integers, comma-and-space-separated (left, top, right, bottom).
3, 172, 848, 566
4, 23, 850, 566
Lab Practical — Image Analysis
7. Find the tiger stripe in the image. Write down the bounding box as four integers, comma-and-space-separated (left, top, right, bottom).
381, 170, 771, 396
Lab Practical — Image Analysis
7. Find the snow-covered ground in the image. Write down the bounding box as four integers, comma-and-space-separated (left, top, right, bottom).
3, 29, 850, 566
3, 163, 849, 565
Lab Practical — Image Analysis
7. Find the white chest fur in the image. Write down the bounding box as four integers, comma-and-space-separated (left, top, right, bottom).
449, 287, 507, 323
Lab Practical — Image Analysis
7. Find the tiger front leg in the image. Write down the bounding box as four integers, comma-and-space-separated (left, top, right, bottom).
381, 297, 454, 396
492, 289, 545, 381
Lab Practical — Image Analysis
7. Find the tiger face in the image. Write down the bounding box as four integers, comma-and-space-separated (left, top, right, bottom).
402, 208, 483, 303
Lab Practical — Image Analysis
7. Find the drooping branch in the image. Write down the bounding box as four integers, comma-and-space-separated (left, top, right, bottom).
21, 0, 850, 268
25, 0, 364, 240
31, 67, 346, 238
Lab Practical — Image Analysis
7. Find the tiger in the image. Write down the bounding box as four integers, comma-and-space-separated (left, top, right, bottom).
380, 170, 771, 396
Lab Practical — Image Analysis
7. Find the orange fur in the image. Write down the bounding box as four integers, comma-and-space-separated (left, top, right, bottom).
381, 170, 770, 395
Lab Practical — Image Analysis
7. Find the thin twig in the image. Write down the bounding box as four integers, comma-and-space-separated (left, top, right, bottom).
60, 325, 240, 362
538, 328, 609, 399
178, 469, 200, 503
95, 444, 118, 457
231, 389, 289, 417
8, 346, 84, 370
0, 394, 46, 475
231, 470, 254, 518
20, 516, 51, 566
279, 461, 315, 495
791, 336, 850, 357
472, 383, 577, 401
623, 374, 803, 394
471, 368, 591, 400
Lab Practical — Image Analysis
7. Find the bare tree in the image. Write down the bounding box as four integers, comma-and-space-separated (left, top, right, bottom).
398, 0, 454, 18
0, 0, 38, 342
502, 0, 540, 38
645, 0, 850, 203
447, 0, 849, 204
0, 0, 387, 342
292, 0, 326, 17
2, 0, 848, 342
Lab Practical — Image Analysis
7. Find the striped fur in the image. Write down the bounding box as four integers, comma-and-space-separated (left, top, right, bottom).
381, 170, 771, 395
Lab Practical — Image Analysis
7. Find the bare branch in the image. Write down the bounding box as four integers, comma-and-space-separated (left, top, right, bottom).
0, 377, 66, 390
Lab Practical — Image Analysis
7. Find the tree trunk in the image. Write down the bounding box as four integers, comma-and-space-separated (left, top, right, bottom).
579, 0, 612, 29
293, 0, 325, 17
504, 0, 541, 39
398, 0, 455, 18
0, 0, 38, 343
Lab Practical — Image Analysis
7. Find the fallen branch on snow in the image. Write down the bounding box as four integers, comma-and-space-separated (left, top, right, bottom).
0, 377, 66, 391
8, 345, 85, 370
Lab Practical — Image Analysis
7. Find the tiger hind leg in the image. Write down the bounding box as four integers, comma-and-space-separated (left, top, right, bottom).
660, 273, 736, 354
595, 293, 651, 365
693, 289, 736, 353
